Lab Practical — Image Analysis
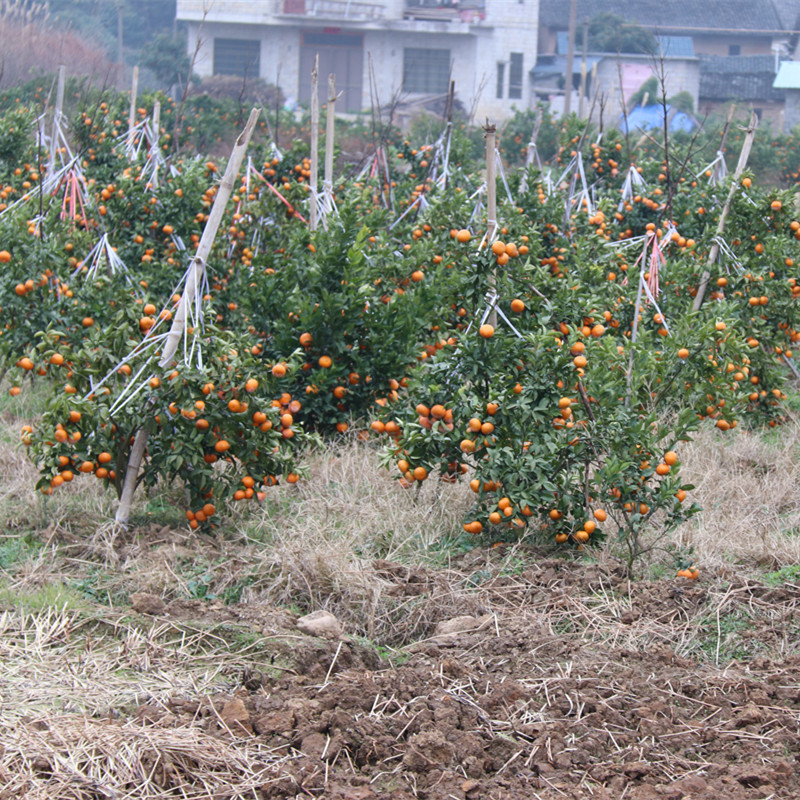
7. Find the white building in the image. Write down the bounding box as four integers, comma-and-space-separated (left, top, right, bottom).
175, 0, 539, 121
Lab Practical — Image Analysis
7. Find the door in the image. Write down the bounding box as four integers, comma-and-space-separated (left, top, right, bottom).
299, 32, 364, 112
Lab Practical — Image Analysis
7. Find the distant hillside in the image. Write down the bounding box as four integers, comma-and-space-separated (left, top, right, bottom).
47, 0, 176, 63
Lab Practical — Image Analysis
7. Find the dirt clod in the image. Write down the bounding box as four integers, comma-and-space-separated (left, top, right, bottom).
296, 609, 343, 639
129, 591, 166, 615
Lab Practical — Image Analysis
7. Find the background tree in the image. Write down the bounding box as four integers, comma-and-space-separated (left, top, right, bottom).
140, 31, 192, 90
587, 12, 657, 55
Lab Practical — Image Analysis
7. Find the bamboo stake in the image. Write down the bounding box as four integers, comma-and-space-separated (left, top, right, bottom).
485, 123, 497, 242
159, 107, 260, 368
150, 99, 160, 189
324, 73, 336, 192
692, 111, 758, 312
485, 122, 498, 328
309, 55, 319, 232
127, 65, 139, 149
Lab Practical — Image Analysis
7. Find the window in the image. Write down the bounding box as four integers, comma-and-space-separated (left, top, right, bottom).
729, 44, 741, 55
214, 38, 261, 77
403, 48, 450, 94
509, 52, 523, 99
496, 62, 505, 98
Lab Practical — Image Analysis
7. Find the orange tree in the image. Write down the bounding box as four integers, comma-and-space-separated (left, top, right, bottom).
373, 152, 799, 572
22, 296, 309, 525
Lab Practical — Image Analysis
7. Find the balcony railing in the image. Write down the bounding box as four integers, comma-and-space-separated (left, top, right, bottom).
404, 0, 485, 23
281, 0, 386, 19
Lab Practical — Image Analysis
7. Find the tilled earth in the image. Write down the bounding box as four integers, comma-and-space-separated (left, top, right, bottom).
6, 553, 800, 799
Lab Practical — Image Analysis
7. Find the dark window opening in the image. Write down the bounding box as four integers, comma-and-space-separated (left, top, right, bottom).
403, 48, 450, 94
509, 52, 523, 99
214, 38, 260, 77
729, 44, 741, 55
496, 62, 505, 98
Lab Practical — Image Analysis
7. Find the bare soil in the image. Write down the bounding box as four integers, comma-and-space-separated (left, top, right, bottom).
8, 545, 799, 800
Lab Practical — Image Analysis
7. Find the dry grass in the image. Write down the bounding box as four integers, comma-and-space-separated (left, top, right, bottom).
0, 603, 300, 797
673, 422, 800, 571
1, 716, 294, 800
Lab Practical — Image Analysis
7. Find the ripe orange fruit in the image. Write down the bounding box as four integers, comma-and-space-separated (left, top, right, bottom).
573, 355, 587, 369
98, 452, 112, 464
299, 332, 312, 346
479, 324, 495, 338
510, 298, 525, 313
245, 378, 259, 393
82, 317, 94, 327
214, 439, 230, 453
456, 229, 471, 243
491, 240, 506, 256
664, 451, 678, 466
593, 508, 607, 522
319, 355, 332, 368
677, 348, 689, 359
413, 466, 428, 481
0, 250, 11, 262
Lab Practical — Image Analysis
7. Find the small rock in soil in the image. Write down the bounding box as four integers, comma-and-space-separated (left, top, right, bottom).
296, 610, 342, 639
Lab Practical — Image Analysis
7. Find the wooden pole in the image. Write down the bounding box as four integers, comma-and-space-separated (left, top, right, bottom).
159, 108, 260, 368
117, 2, 124, 77
309, 55, 319, 231
114, 421, 150, 527
564, 0, 577, 117
692, 111, 758, 312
